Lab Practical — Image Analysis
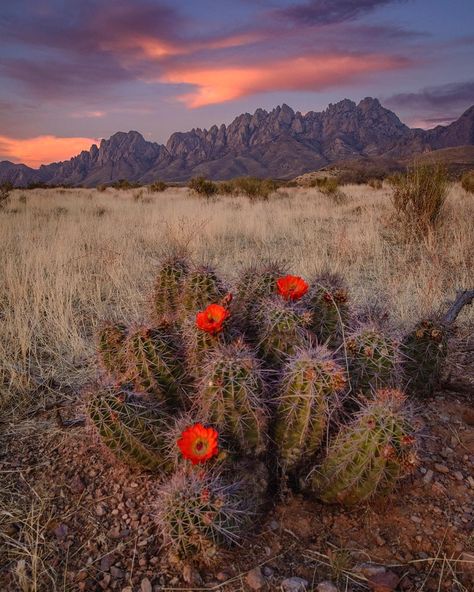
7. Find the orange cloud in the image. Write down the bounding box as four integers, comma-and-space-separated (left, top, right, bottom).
0, 135, 98, 168
161, 53, 410, 108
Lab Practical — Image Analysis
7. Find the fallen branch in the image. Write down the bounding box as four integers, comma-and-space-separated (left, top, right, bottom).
442, 289, 474, 325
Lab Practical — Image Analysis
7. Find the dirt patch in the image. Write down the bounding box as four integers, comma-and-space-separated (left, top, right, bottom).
1, 393, 473, 592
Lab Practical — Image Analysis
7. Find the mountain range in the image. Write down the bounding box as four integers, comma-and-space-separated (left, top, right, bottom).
1, 97, 473, 187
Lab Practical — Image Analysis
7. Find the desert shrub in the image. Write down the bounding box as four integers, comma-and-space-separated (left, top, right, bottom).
461, 170, 474, 193
310, 176, 339, 194
0, 181, 13, 209
217, 181, 234, 195
368, 178, 383, 190
189, 176, 218, 198
391, 163, 449, 237
231, 177, 277, 200
97, 184, 107, 192
111, 179, 141, 190
149, 180, 168, 192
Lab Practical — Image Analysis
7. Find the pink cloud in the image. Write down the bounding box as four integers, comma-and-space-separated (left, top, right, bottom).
0, 135, 98, 167
160, 53, 411, 107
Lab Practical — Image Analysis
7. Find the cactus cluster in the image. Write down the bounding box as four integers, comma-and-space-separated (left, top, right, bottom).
86, 256, 432, 562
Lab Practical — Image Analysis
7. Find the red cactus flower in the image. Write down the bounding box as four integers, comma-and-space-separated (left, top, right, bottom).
196, 304, 229, 335
276, 275, 308, 301
178, 423, 219, 465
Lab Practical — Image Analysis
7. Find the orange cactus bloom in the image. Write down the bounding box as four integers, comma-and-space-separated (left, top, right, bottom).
276, 275, 309, 301
196, 303, 230, 335
177, 423, 219, 465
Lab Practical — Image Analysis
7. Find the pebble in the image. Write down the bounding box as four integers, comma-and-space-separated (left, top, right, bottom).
216, 571, 230, 582
367, 570, 399, 592
246, 566, 266, 590
410, 515, 422, 524
434, 463, 449, 474
70, 475, 86, 494
454, 471, 464, 481
467, 476, 474, 488
423, 469, 434, 484
263, 566, 274, 577
100, 554, 115, 572
95, 504, 106, 516
317, 582, 338, 592
141, 577, 152, 592
110, 566, 124, 579
281, 576, 309, 591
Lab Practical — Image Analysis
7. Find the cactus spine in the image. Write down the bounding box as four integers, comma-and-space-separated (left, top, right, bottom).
196, 340, 267, 456
87, 386, 172, 472
123, 326, 184, 406
155, 469, 253, 562
402, 319, 448, 397
346, 325, 399, 395
152, 256, 189, 323
181, 266, 226, 316
273, 347, 346, 471
309, 273, 349, 348
257, 297, 313, 363
97, 322, 127, 379
311, 388, 417, 505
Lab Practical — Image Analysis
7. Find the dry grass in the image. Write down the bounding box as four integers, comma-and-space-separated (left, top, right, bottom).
0, 183, 472, 414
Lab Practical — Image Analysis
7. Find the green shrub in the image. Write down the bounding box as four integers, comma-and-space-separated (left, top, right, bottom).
0, 181, 13, 209
189, 176, 218, 198
149, 180, 168, 192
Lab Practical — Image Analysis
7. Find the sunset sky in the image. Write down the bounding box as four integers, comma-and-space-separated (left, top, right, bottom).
1, 0, 473, 167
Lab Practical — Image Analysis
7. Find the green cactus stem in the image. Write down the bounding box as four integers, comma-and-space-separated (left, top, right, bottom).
309, 273, 349, 348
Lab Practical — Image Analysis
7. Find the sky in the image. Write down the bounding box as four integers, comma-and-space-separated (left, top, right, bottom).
0, 0, 473, 167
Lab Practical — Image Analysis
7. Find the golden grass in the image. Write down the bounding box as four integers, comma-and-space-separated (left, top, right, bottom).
0, 184, 472, 412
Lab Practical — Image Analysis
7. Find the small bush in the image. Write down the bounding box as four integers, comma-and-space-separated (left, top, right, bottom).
461, 170, 474, 194
391, 163, 449, 237
0, 181, 13, 209
149, 180, 168, 193
368, 178, 383, 190
97, 184, 107, 192
111, 179, 141, 190
310, 177, 339, 195
189, 176, 218, 198
232, 177, 277, 201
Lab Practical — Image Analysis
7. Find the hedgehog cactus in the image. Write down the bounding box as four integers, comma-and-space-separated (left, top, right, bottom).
155, 469, 254, 562
87, 386, 172, 472
196, 340, 268, 456
97, 321, 127, 379
152, 256, 189, 323
123, 325, 185, 406
402, 319, 448, 397
346, 325, 399, 395
257, 297, 313, 364
311, 388, 417, 505
309, 273, 349, 348
234, 263, 284, 333
273, 347, 346, 471
181, 266, 226, 316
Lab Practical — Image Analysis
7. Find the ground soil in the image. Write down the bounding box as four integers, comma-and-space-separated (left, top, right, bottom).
1, 387, 473, 592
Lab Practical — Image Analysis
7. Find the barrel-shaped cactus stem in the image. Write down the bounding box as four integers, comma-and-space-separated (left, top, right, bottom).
309, 273, 349, 348
152, 256, 189, 323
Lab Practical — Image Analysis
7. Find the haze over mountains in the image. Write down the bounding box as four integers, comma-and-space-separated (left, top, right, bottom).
1, 97, 473, 187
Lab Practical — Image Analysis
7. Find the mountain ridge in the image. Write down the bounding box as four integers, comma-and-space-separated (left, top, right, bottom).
1, 98, 473, 186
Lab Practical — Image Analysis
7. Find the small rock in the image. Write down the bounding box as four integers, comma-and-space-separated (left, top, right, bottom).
53, 523, 69, 540
354, 563, 386, 578
246, 566, 266, 590
263, 566, 274, 577
467, 476, 474, 488
100, 554, 115, 572
96, 504, 106, 516
434, 463, 449, 474
317, 582, 338, 592
182, 564, 202, 586
367, 570, 399, 592
410, 515, 422, 524
454, 471, 464, 481
423, 469, 434, 484
70, 475, 86, 494
216, 571, 230, 582
110, 566, 124, 579
141, 577, 152, 592
281, 576, 309, 591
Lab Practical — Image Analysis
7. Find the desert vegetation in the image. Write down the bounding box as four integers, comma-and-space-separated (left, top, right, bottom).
0, 179, 473, 591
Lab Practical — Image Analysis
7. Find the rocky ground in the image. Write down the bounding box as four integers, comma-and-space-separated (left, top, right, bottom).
1, 387, 473, 592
